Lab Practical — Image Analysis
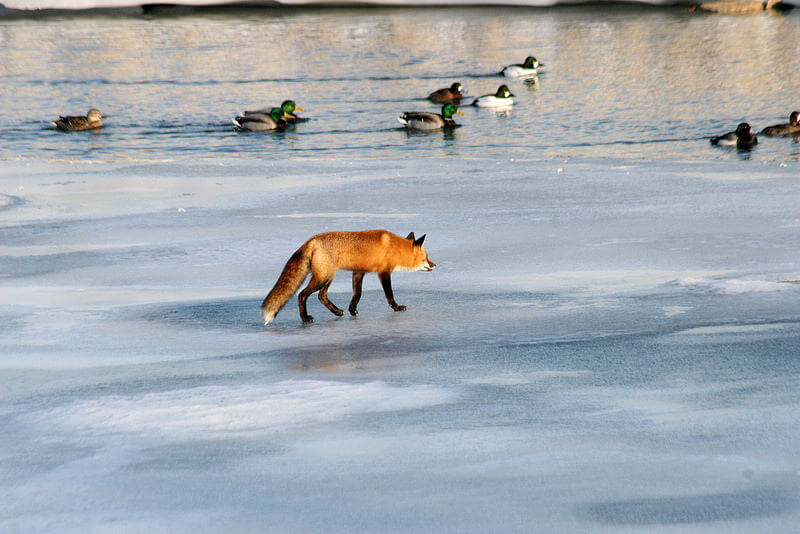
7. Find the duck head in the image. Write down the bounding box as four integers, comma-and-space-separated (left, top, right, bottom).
495, 85, 514, 98
87, 109, 104, 121
450, 82, 463, 93
735, 122, 752, 136
270, 107, 285, 123
522, 56, 540, 69
442, 103, 464, 119
791, 111, 799, 126
280, 100, 303, 116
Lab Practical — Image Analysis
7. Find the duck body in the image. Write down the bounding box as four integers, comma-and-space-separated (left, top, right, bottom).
711, 122, 757, 149
232, 107, 287, 131
53, 109, 104, 131
500, 56, 541, 78
428, 82, 463, 104
398, 103, 463, 131
760, 112, 800, 136
472, 85, 514, 108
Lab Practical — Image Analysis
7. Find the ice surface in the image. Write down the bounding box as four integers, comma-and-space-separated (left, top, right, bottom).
2, 156, 800, 532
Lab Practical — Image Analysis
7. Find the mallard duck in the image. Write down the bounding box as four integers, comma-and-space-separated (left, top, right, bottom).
232, 107, 287, 131
53, 109, 104, 131
760, 111, 800, 136
500, 56, 542, 78
279, 100, 306, 123
710, 122, 758, 149
428, 82, 463, 104
471, 85, 515, 108
398, 103, 463, 130
242, 100, 306, 123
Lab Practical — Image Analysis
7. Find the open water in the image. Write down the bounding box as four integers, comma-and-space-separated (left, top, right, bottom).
0, 6, 799, 161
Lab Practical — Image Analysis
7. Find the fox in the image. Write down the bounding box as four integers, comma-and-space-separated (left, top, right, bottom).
261, 230, 436, 325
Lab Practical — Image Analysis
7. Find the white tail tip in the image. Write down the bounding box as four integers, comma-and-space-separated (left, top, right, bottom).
263, 309, 275, 325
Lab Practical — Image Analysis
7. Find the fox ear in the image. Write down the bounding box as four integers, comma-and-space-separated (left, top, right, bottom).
414, 234, 426, 247
406, 232, 416, 241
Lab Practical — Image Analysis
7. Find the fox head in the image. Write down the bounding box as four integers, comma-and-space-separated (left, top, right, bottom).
405, 232, 436, 272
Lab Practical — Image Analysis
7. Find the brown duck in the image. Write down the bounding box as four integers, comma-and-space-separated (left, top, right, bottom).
53, 109, 105, 131
428, 82, 463, 104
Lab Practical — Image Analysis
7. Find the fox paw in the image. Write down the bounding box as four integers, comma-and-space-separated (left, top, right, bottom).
302, 315, 315, 323
395, 305, 407, 312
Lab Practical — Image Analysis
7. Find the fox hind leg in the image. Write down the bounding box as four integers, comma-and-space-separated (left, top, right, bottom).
318, 278, 345, 317
298, 275, 328, 323
378, 272, 406, 312
349, 272, 365, 316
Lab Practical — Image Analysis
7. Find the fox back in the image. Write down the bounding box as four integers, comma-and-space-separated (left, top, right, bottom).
305, 230, 435, 275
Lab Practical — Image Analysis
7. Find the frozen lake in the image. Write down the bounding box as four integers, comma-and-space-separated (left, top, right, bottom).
2, 156, 800, 532
2, 5, 800, 533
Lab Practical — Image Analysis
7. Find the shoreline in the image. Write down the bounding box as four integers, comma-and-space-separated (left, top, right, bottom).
2, 0, 794, 15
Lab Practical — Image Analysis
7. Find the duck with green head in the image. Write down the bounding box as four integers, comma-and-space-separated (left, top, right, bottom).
53, 108, 105, 131
471, 85, 515, 108
242, 100, 306, 123
500, 56, 543, 77
232, 107, 287, 131
279, 100, 307, 123
398, 103, 464, 130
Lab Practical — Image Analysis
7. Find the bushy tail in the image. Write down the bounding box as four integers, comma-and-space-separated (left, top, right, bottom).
261, 249, 310, 325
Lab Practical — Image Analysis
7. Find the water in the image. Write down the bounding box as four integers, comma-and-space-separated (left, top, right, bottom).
1, 6, 799, 162
2, 6, 800, 533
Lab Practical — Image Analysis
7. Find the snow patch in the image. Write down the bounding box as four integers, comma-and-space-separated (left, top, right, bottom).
30, 380, 456, 441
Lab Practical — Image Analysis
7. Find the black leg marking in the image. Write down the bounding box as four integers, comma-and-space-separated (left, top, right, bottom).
349, 272, 365, 316
298, 277, 326, 323
318, 279, 344, 316
378, 272, 406, 312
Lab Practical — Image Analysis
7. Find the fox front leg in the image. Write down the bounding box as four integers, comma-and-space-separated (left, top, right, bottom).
378, 272, 406, 312
349, 272, 365, 316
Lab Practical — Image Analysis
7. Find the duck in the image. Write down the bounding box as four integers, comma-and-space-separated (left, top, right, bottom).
710, 122, 758, 149
471, 85, 515, 108
241, 100, 306, 123
428, 82, 463, 104
500, 56, 542, 78
278, 100, 307, 124
53, 108, 104, 131
398, 103, 463, 130
759, 111, 800, 136
232, 107, 287, 131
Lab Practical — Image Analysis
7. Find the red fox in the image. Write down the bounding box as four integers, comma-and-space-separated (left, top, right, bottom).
261, 230, 436, 324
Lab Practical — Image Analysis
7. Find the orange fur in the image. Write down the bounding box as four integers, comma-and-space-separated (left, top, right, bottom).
261, 230, 435, 324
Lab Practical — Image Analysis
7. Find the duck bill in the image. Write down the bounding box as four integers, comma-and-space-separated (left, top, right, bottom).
294, 106, 304, 111
455, 110, 465, 116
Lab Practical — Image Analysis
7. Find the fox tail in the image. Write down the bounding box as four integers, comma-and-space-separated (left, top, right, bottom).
261, 249, 311, 325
